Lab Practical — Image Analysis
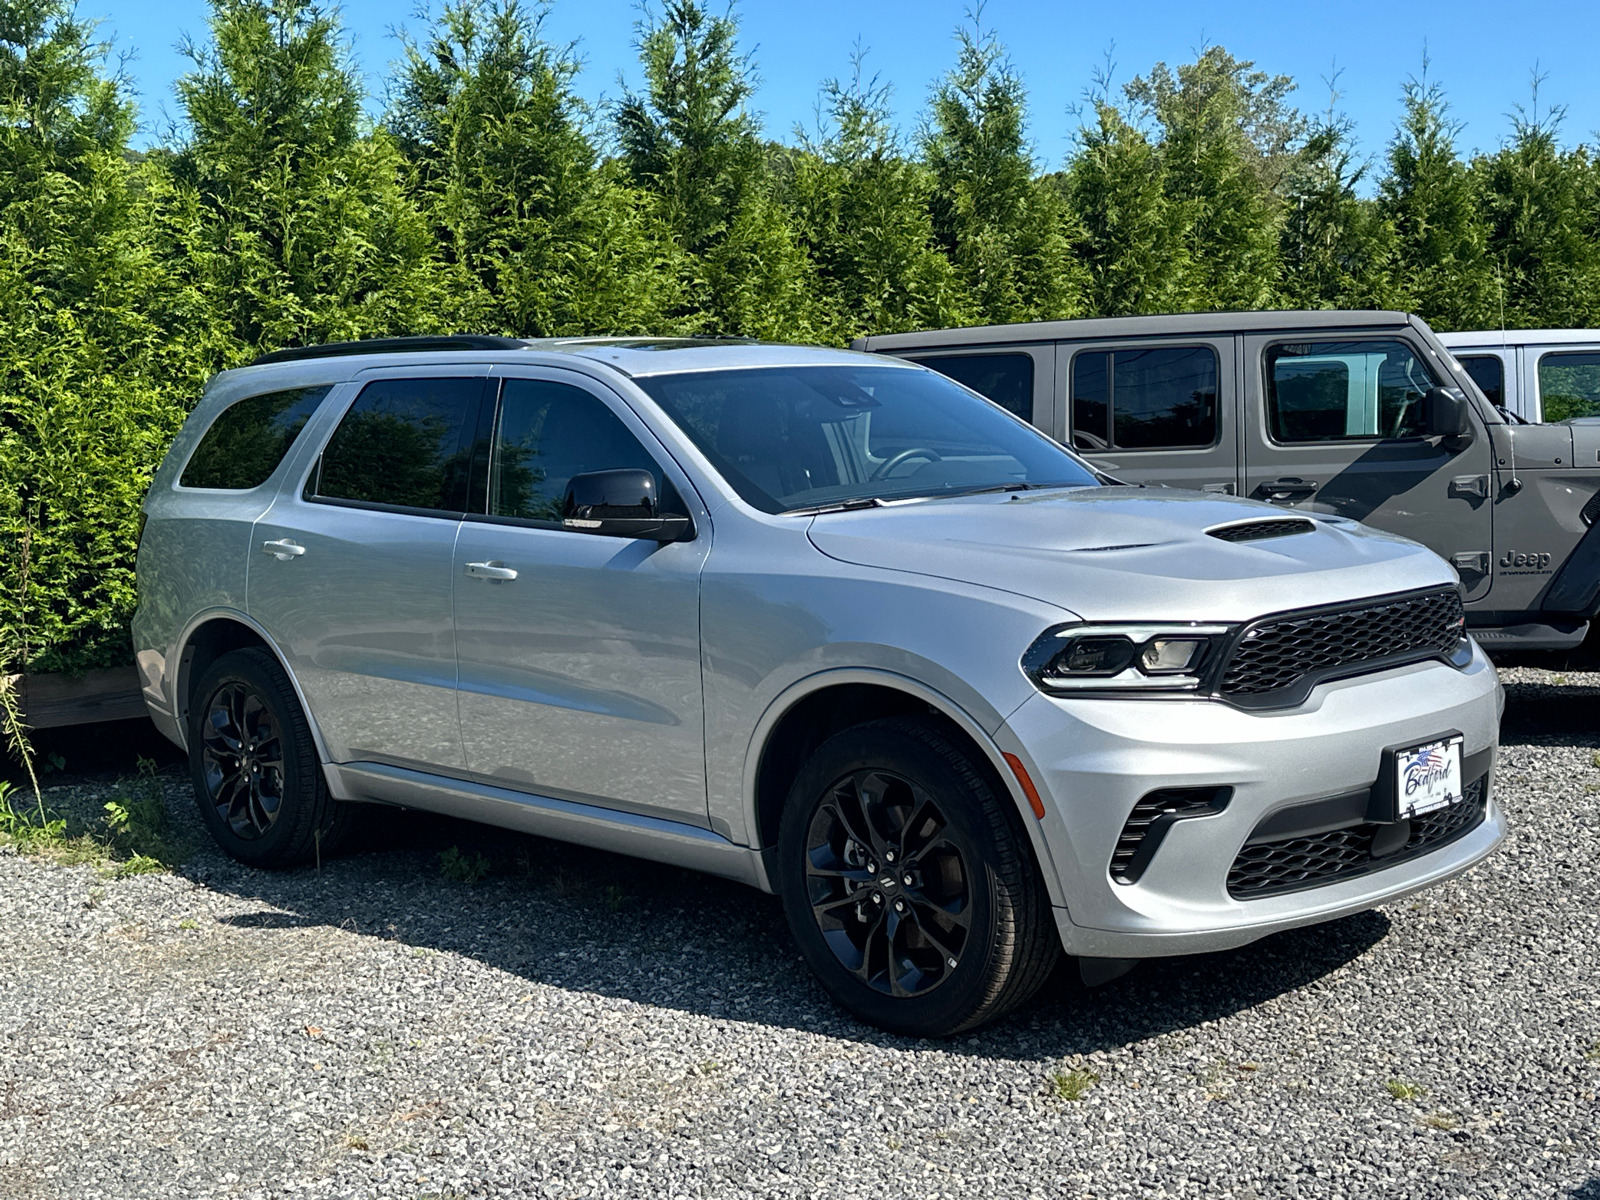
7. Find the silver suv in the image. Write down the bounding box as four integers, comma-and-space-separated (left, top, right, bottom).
134, 337, 1505, 1036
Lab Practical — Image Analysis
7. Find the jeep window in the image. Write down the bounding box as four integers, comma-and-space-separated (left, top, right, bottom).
910, 353, 1033, 421
311, 378, 482, 514
180, 386, 332, 490
1537, 351, 1600, 422
1069, 346, 1218, 451
1266, 340, 1439, 442
1456, 354, 1504, 409
636, 365, 1097, 514
489, 380, 673, 523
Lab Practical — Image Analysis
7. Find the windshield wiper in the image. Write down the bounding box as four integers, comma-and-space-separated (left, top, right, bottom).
785, 496, 886, 517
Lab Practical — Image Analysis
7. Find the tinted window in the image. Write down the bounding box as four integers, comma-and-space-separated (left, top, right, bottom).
181, 386, 331, 489
314, 378, 481, 513
1457, 354, 1504, 409
491, 380, 666, 522
1538, 351, 1600, 423
1071, 346, 1217, 450
637, 365, 1097, 514
1266, 340, 1439, 442
914, 354, 1034, 421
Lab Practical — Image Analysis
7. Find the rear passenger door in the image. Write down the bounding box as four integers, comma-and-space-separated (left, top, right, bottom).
1057, 337, 1239, 494
249, 368, 487, 771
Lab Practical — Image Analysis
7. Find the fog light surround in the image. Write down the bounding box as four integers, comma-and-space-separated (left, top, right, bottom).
1023, 622, 1234, 695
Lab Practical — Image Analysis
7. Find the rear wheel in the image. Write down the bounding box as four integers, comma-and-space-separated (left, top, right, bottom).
189, 648, 353, 868
778, 716, 1059, 1036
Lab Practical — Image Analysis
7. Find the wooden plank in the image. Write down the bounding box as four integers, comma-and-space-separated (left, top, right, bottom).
13, 667, 147, 729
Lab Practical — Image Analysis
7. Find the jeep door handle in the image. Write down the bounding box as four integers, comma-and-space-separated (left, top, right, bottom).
1252, 477, 1318, 503
464, 561, 518, 581
261, 539, 305, 560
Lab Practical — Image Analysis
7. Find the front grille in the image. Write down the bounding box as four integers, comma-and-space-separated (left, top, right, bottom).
1220, 588, 1464, 699
1208, 518, 1316, 543
1227, 775, 1486, 899
1109, 787, 1231, 884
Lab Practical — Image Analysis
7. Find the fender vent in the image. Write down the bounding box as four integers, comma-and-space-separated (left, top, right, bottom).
1582, 489, 1600, 527
1208, 518, 1317, 543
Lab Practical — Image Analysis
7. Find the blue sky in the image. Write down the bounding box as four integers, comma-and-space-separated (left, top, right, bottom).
98, 0, 1600, 172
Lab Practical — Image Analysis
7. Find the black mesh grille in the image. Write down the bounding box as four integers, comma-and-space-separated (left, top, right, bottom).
1220, 588, 1464, 698
1208, 518, 1316, 543
1109, 788, 1230, 884
1227, 775, 1486, 899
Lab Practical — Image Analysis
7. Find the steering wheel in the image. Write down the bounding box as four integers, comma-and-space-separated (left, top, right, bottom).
870, 447, 942, 481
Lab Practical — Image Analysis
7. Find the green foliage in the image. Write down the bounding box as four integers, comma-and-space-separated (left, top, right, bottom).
439, 844, 491, 884
0, 758, 187, 873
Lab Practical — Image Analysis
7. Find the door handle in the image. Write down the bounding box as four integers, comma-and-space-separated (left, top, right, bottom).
1252, 477, 1318, 504
261, 539, 305, 560
1201, 482, 1237, 495
464, 561, 518, 581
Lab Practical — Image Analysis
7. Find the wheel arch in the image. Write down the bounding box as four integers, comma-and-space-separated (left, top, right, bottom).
171, 610, 333, 764
742, 669, 1066, 906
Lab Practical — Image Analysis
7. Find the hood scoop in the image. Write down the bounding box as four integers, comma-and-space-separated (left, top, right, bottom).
1207, 518, 1317, 543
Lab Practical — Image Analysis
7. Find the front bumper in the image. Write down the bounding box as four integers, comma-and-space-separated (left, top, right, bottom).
1000, 644, 1504, 959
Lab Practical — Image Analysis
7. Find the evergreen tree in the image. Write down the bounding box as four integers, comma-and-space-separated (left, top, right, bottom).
1473, 79, 1600, 328
1279, 79, 1396, 309
1061, 95, 1189, 317
789, 51, 971, 340
151, 0, 443, 355
0, 0, 187, 673
391, 0, 681, 336
1126, 46, 1296, 310
1376, 70, 1496, 330
614, 0, 817, 339
922, 16, 1084, 324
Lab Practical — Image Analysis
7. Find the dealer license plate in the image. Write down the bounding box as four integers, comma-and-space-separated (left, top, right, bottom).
1394, 736, 1464, 819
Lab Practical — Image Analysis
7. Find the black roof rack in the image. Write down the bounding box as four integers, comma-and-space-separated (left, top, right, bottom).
252, 335, 527, 366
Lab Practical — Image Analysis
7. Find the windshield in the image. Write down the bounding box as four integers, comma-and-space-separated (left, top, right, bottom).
635, 364, 1099, 514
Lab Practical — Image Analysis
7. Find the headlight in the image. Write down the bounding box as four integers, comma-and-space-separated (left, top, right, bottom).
1022, 623, 1235, 694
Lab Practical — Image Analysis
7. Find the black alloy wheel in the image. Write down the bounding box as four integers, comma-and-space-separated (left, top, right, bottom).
778, 716, 1060, 1037
200, 681, 285, 839
189, 647, 353, 868
803, 768, 971, 997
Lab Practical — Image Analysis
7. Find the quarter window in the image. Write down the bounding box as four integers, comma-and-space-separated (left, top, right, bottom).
313, 378, 482, 513
490, 380, 668, 522
1266, 340, 1439, 442
1456, 354, 1504, 409
181, 386, 332, 490
1537, 352, 1600, 423
1071, 346, 1218, 451
912, 354, 1034, 421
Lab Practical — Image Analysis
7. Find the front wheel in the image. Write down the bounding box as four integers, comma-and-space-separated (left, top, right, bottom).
777, 717, 1060, 1036
189, 648, 353, 868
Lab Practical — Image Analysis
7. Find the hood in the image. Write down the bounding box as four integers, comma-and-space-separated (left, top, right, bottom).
806, 486, 1455, 622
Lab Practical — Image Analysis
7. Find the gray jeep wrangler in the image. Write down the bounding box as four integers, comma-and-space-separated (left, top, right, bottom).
858, 310, 1600, 660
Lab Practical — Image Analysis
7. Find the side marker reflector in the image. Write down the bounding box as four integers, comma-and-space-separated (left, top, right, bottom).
1003, 752, 1047, 820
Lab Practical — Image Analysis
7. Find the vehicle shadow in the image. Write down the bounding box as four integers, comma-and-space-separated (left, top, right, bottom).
1500, 679, 1600, 744
175, 791, 1388, 1064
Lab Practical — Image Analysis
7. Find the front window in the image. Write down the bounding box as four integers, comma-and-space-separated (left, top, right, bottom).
1266, 340, 1439, 442
635, 365, 1098, 514
1537, 351, 1600, 422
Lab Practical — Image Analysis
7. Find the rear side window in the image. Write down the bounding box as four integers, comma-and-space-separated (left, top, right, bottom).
312, 377, 483, 514
180, 386, 332, 489
490, 380, 666, 522
1456, 354, 1504, 408
1266, 340, 1439, 442
1538, 351, 1600, 422
1071, 346, 1218, 450
911, 354, 1034, 421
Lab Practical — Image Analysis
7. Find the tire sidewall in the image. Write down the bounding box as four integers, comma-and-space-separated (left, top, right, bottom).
189, 650, 320, 866
777, 722, 1014, 1036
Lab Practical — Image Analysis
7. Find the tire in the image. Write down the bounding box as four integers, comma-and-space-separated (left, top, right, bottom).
777, 716, 1060, 1036
188, 648, 354, 868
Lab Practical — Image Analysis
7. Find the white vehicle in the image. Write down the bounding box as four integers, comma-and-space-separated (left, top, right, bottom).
1438, 329, 1600, 424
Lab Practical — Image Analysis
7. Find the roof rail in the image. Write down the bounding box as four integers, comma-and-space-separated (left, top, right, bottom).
251, 335, 527, 366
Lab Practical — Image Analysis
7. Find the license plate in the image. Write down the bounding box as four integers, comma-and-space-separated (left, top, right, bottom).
1394, 736, 1464, 818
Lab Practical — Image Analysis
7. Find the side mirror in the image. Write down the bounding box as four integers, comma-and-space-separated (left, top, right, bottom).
562, 469, 693, 542
1425, 387, 1474, 444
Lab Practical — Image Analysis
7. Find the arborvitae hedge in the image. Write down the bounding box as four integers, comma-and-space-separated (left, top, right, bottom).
6, 0, 1600, 678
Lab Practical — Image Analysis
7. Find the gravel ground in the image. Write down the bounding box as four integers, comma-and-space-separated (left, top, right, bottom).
0, 671, 1595, 1199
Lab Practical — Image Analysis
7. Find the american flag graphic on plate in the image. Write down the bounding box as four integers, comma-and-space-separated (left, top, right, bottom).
1396, 736, 1463, 818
